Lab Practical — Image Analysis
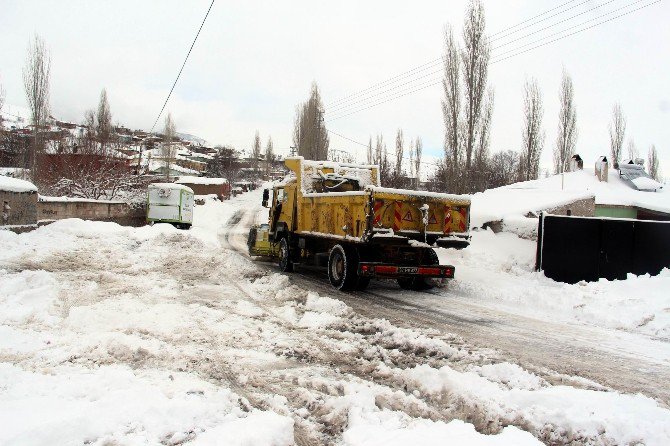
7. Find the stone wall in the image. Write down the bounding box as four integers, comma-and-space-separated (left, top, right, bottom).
482, 197, 596, 240
543, 196, 596, 218
38, 199, 146, 227
0, 190, 38, 226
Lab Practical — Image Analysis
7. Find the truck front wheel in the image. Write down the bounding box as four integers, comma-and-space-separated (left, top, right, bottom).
328, 244, 359, 291
278, 237, 293, 272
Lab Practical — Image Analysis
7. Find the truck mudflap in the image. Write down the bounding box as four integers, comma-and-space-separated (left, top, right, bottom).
357, 262, 455, 279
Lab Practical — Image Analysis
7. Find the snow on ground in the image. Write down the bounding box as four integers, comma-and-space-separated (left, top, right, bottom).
436, 229, 670, 340
1, 188, 670, 444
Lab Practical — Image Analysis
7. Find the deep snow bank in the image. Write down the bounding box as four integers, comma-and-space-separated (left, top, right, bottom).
438, 229, 670, 339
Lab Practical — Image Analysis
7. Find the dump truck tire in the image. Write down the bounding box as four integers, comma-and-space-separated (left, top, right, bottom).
247, 227, 257, 255
278, 237, 293, 272
328, 244, 358, 291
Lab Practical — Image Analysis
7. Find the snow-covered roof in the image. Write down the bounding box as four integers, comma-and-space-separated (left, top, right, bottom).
0, 176, 38, 193
149, 183, 194, 194
175, 176, 228, 185
148, 160, 200, 175
471, 168, 670, 227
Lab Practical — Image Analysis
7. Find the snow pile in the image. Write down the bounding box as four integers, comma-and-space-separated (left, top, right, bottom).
438, 229, 670, 339
401, 364, 670, 445
0, 195, 297, 445
0, 270, 60, 326
0, 363, 293, 446
340, 382, 542, 446
471, 362, 545, 391
0, 175, 38, 193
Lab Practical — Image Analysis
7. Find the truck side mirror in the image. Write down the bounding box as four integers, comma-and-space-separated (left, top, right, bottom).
262, 189, 269, 208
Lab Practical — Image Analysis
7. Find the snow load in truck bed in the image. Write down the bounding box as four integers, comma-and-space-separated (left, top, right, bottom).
296, 158, 379, 194
367, 186, 471, 202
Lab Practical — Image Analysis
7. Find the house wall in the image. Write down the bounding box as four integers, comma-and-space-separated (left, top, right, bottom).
0, 190, 38, 226
483, 197, 596, 241
38, 199, 146, 226
545, 197, 595, 217
595, 205, 637, 219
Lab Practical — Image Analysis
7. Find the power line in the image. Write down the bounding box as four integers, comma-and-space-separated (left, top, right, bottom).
490, 0, 660, 63
326, 0, 660, 121
150, 0, 215, 133
491, 0, 592, 40
327, 0, 648, 118
326, 0, 603, 109
491, 0, 620, 51
327, 129, 443, 167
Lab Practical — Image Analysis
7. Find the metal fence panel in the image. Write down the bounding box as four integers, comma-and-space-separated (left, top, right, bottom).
537, 214, 670, 283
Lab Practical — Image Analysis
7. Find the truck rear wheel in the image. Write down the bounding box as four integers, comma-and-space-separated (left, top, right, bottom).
278, 237, 293, 272
328, 244, 359, 291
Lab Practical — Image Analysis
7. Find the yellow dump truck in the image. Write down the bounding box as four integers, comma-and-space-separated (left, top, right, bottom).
247, 157, 471, 291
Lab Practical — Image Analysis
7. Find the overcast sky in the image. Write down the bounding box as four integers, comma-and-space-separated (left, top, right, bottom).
1, 0, 668, 173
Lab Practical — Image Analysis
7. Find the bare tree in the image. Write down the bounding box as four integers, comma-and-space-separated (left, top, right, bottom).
461, 0, 491, 190
554, 69, 577, 174
609, 103, 626, 168
472, 88, 494, 191
265, 136, 274, 180
162, 113, 176, 181
374, 135, 383, 165
489, 150, 521, 188
376, 134, 391, 186
414, 137, 423, 189
408, 139, 415, 184
366, 136, 373, 164
441, 25, 462, 192
648, 144, 660, 181
81, 109, 97, 154
520, 79, 544, 181
208, 145, 239, 185
252, 130, 261, 173
394, 128, 404, 178
293, 82, 329, 160
96, 89, 113, 154
627, 138, 638, 161
22, 34, 51, 180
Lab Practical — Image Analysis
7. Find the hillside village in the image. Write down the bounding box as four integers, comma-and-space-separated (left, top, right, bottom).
0, 107, 287, 198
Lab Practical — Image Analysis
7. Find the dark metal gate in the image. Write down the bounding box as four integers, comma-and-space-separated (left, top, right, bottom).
536, 213, 670, 283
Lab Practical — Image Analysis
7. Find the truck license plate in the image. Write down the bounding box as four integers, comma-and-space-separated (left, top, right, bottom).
398, 267, 418, 274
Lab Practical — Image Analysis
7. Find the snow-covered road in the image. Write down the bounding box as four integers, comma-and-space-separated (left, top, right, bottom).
225, 190, 670, 404
1, 189, 669, 445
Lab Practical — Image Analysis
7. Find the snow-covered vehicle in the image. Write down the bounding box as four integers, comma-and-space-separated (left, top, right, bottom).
146, 183, 194, 229
248, 157, 471, 291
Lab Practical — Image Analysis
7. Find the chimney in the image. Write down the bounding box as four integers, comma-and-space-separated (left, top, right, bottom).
570, 154, 583, 171
595, 156, 609, 182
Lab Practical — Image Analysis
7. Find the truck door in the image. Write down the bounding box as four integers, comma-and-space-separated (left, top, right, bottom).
270, 188, 285, 233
